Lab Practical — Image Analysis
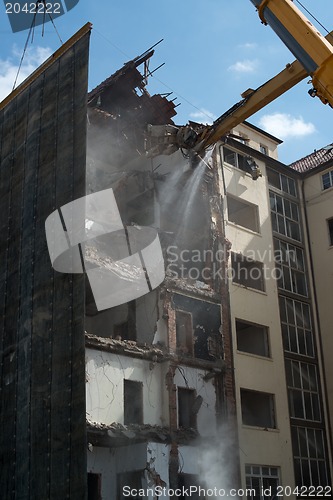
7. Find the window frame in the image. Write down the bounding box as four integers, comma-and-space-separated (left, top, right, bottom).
245, 464, 280, 500
123, 379, 144, 425
236, 319, 270, 358
321, 169, 333, 191
270, 191, 301, 242
279, 296, 314, 358
240, 388, 276, 429
286, 359, 321, 422
231, 252, 266, 292
227, 194, 260, 233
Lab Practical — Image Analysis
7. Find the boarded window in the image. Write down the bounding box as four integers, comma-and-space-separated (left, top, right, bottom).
176, 310, 193, 355
227, 195, 259, 233
178, 388, 197, 429
124, 380, 143, 425
236, 320, 269, 357
231, 253, 265, 291
241, 389, 276, 428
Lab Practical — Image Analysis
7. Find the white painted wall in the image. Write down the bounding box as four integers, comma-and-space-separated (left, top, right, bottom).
86, 348, 169, 426
218, 147, 296, 496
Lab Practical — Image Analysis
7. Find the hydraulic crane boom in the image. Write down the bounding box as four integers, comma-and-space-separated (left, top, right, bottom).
145, 0, 333, 160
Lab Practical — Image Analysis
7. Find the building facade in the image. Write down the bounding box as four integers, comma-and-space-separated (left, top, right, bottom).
220, 122, 333, 498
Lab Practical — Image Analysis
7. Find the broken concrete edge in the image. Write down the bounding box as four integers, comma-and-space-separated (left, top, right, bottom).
86, 419, 198, 446
85, 332, 225, 372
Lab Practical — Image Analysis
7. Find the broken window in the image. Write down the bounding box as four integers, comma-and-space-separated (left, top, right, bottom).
87, 473, 102, 500
270, 191, 301, 241
178, 388, 197, 429
117, 470, 144, 500
241, 389, 276, 428
176, 310, 193, 355
245, 465, 280, 499
227, 195, 259, 233
172, 294, 222, 361
231, 253, 265, 292
327, 218, 333, 246
236, 320, 270, 357
124, 380, 143, 425
223, 147, 257, 176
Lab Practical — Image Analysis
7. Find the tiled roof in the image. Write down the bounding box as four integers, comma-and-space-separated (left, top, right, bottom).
289, 145, 333, 173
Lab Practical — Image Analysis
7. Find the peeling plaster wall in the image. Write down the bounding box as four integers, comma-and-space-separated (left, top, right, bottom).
87, 443, 152, 499
174, 366, 217, 437
86, 348, 169, 426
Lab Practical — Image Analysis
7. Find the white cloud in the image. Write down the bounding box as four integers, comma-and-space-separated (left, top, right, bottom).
228, 59, 258, 73
239, 42, 257, 50
189, 108, 216, 124
258, 113, 316, 139
0, 46, 52, 102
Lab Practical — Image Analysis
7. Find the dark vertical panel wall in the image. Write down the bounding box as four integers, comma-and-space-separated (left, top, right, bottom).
0, 32, 90, 499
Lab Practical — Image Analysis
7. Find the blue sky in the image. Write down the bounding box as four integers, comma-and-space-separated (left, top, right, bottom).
1, 0, 333, 164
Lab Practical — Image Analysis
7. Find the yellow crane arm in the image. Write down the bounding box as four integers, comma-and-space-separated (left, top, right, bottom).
250, 0, 333, 106
195, 57, 307, 150
145, 1, 333, 158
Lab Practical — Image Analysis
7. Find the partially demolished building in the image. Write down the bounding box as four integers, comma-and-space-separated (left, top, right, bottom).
84, 44, 236, 498
1, 23, 333, 500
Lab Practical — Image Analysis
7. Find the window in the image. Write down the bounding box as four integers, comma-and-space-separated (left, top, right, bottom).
176, 310, 193, 355
124, 380, 143, 425
241, 389, 276, 428
322, 170, 333, 190
231, 253, 265, 292
178, 388, 197, 429
291, 426, 329, 487
285, 359, 321, 422
117, 471, 144, 500
267, 167, 297, 197
245, 465, 280, 500
274, 239, 307, 296
236, 320, 270, 357
87, 473, 101, 500
227, 195, 259, 233
223, 147, 257, 175
327, 218, 333, 246
270, 192, 301, 241
260, 144, 268, 155
279, 296, 314, 357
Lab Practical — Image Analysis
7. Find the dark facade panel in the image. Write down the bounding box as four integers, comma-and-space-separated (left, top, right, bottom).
0, 28, 90, 499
